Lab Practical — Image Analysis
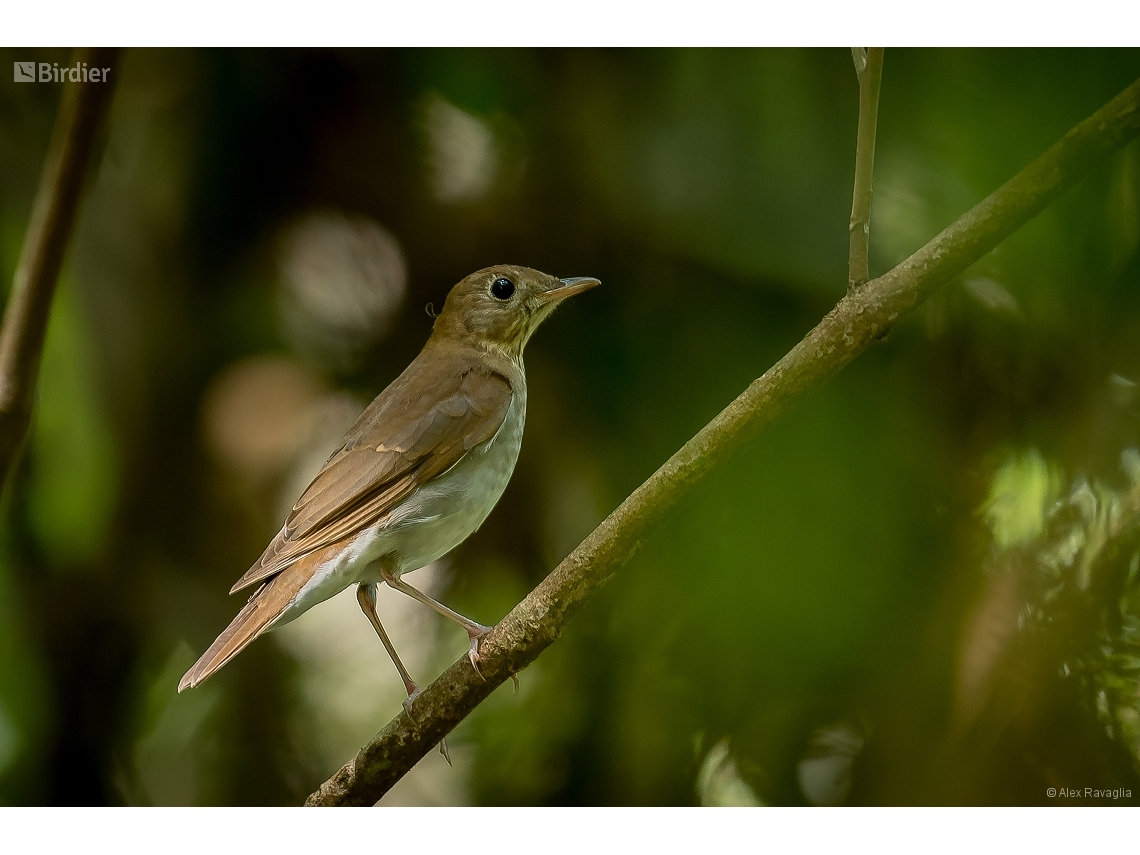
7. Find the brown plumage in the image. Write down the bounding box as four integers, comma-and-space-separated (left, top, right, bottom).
179, 543, 347, 691
179, 265, 599, 696
178, 342, 514, 692
228, 355, 513, 596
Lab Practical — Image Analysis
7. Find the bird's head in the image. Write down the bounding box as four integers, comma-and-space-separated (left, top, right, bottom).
432, 265, 600, 359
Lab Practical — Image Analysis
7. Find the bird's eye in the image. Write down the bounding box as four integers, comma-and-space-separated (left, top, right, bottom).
491, 277, 515, 300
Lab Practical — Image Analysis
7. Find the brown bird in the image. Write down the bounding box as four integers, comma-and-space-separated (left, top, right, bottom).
179, 265, 599, 722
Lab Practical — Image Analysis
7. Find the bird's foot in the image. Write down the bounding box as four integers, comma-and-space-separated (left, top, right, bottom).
510, 671, 520, 694
404, 687, 451, 765
402, 686, 424, 726
466, 624, 493, 679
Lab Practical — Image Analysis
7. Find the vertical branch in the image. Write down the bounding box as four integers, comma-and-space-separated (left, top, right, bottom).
848, 47, 884, 291
0, 47, 120, 492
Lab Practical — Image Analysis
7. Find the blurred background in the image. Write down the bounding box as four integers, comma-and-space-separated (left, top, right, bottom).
0, 47, 1139, 806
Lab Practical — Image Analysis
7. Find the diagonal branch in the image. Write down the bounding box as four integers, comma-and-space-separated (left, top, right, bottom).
305, 76, 1140, 807
0, 47, 120, 493
849, 47, 884, 290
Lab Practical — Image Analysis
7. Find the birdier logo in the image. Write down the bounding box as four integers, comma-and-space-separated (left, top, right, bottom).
13, 61, 110, 83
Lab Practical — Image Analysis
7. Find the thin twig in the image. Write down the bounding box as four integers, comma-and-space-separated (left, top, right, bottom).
849, 47, 884, 291
0, 47, 120, 492
305, 76, 1140, 807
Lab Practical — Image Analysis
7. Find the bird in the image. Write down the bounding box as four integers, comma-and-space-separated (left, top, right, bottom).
178, 265, 600, 726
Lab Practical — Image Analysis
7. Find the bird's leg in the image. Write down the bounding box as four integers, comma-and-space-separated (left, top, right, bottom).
357, 583, 452, 764
380, 569, 492, 675
356, 583, 423, 720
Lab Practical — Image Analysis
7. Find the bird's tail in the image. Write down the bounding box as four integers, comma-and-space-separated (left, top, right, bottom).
178, 560, 312, 692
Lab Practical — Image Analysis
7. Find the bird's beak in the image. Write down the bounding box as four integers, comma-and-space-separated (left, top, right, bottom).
540, 276, 601, 303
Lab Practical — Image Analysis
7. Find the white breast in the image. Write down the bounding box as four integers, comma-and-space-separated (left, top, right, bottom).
379, 386, 527, 575
272, 383, 526, 627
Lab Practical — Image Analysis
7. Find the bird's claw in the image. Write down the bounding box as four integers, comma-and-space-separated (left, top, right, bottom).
467, 624, 492, 681
510, 671, 520, 694
406, 690, 451, 766
468, 642, 486, 681
402, 687, 424, 725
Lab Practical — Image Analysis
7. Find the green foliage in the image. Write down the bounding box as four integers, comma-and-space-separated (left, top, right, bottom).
987, 447, 1140, 769
1, 46, 1139, 804
981, 449, 1062, 550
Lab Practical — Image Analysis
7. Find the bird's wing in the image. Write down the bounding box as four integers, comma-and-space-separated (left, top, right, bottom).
229, 362, 514, 594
